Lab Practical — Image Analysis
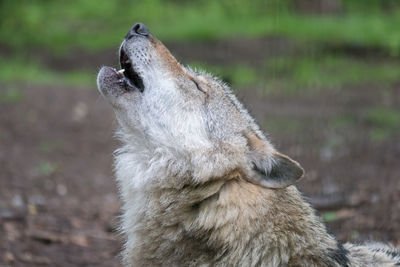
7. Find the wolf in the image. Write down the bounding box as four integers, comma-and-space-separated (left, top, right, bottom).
97, 23, 400, 266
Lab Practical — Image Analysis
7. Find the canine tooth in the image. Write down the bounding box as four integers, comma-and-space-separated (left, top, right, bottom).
118, 69, 125, 74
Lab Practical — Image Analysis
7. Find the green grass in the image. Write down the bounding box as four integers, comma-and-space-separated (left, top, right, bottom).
263, 55, 400, 93
2, 0, 400, 90
267, 13, 400, 57
322, 211, 339, 222
1, 0, 400, 55
2, 51, 399, 93
190, 54, 400, 93
367, 107, 400, 128
0, 57, 95, 87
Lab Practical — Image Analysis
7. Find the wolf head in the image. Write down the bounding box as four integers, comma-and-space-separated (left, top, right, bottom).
97, 23, 303, 189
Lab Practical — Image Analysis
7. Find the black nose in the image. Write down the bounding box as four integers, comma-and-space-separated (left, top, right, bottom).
125, 23, 150, 39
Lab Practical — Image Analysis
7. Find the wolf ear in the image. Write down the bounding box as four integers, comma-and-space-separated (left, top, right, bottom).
244, 132, 304, 189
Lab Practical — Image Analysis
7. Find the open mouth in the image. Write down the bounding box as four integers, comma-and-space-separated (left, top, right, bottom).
119, 48, 145, 92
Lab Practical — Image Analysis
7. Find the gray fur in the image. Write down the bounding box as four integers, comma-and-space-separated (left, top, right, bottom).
97, 26, 399, 266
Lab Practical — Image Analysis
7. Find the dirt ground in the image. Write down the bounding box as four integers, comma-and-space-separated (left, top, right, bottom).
1, 39, 399, 266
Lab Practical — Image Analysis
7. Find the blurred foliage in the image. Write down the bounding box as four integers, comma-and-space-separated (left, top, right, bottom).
0, 56, 94, 86
1, 0, 400, 97
1, 0, 400, 54
323, 211, 338, 222
189, 55, 400, 93
263, 55, 400, 92
367, 107, 400, 128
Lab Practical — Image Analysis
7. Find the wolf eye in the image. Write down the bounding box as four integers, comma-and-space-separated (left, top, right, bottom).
192, 79, 205, 93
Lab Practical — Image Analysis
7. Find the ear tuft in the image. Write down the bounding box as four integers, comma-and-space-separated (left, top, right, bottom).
244, 132, 304, 189
253, 152, 304, 189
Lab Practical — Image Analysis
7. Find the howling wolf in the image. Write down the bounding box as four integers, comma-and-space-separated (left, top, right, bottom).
97, 23, 400, 266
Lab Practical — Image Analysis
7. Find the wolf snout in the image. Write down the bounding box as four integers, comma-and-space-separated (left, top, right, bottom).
125, 22, 150, 40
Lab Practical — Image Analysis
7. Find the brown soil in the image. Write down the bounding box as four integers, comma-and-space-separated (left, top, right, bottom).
1, 38, 399, 266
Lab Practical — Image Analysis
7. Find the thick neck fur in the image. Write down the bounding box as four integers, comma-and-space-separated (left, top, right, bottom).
99, 28, 399, 267
114, 136, 344, 267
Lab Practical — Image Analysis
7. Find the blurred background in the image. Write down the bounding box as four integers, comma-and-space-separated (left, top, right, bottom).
1, 0, 399, 265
